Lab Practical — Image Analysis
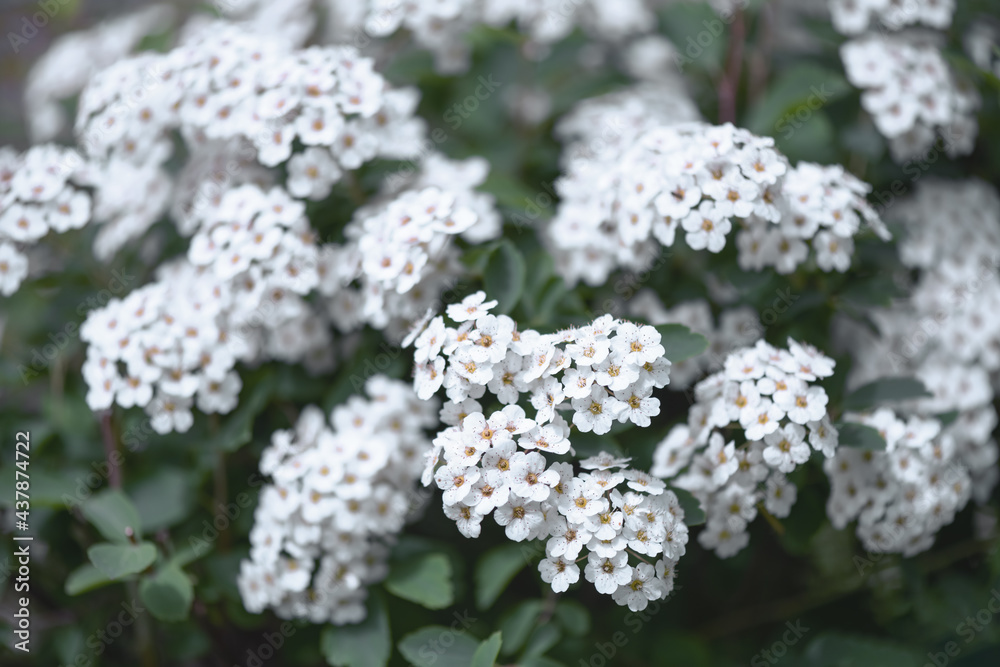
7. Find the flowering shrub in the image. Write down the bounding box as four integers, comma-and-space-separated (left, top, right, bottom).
3, 0, 999, 666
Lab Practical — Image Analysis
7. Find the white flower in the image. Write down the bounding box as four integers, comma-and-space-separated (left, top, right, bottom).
593, 352, 640, 392
682, 202, 732, 253
807, 416, 839, 458
741, 399, 784, 441
765, 473, 798, 517
0, 243, 29, 296
762, 423, 810, 473
613, 384, 660, 427
774, 385, 829, 425
612, 322, 665, 366
698, 519, 750, 558
538, 557, 580, 594
612, 563, 665, 611
509, 451, 559, 502
571, 385, 621, 435
585, 550, 632, 595
559, 477, 606, 524
435, 464, 479, 505
705, 433, 740, 486
446, 290, 498, 322
444, 503, 484, 538
494, 493, 544, 541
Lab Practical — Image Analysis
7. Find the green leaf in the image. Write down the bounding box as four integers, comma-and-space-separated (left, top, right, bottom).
842, 377, 932, 411
81, 489, 143, 543
522, 624, 561, 659
655, 324, 709, 363
483, 240, 527, 314
471, 632, 503, 667
321, 592, 391, 667
385, 552, 453, 609
398, 626, 480, 667
553, 599, 590, 638
671, 487, 706, 526
87, 542, 157, 579
65, 563, 114, 596
499, 600, 543, 656
835, 423, 887, 451
744, 64, 852, 139
140, 563, 194, 622
215, 372, 276, 452
131, 468, 194, 532
475, 543, 527, 609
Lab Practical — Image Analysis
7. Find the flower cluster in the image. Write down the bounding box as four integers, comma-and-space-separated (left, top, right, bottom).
0, 145, 91, 297
652, 339, 838, 558
23, 4, 175, 143
894, 179, 1000, 373
74, 20, 424, 256
841, 33, 979, 161
829, 0, 954, 35
356, 0, 656, 73
80, 220, 331, 435
186, 184, 322, 291
238, 377, 438, 623
825, 179, 1000, 549
554, 84, 701, 166
322, 155, 502, 339
738, 162, 889, 274
825, 408, 981, 556
548, 121, 888, 286
410, 295, 681, 608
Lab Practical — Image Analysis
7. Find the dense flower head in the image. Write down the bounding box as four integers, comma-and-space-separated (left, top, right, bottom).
238, 377, 438, 623
840, 33, 979, 161
80, 244, 331, 434
829, 0, 954, 36
827, 179, 1000, 543
652, 338, 838, 558
72, 20, 425, 258
548, 121, 888, 287
23, 4, 176, 143
554, 85, 702, 167
0, 145, 91, 297
408, 294, 680, 606
826, 407, 986, 556
321, 155, 502, 339
348, 0, 657, 73
893, 179, 1000, 373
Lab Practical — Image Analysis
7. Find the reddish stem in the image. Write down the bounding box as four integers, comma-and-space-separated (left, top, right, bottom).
100, 411, 122, 489
718, 8, 747, 125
